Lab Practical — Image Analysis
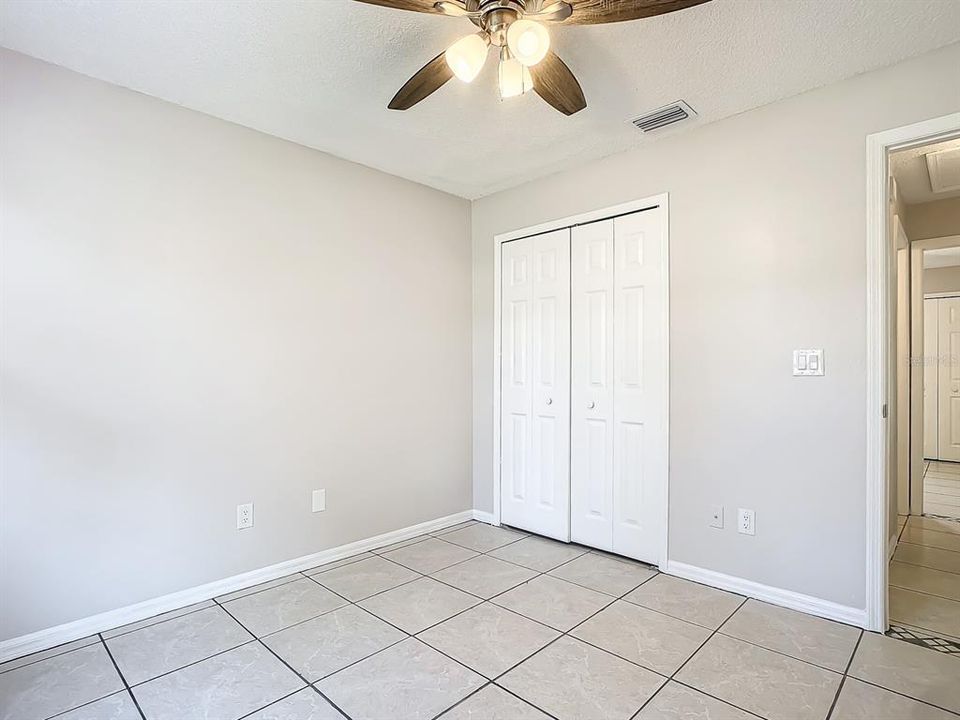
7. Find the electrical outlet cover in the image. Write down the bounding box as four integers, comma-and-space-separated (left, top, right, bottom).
737, 508, 755, 536
237, 503, 254, 530
710, 505, 724, 529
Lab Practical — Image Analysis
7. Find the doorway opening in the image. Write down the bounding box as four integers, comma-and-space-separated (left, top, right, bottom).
884, 131, 960, 645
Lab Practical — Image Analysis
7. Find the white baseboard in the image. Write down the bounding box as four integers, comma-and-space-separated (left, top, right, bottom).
664, 561, 868, 629
472, 509, 496, 524
0, 509, 474, 664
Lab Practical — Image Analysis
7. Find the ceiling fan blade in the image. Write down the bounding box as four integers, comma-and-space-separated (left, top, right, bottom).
353, 0, 443, 14
563, 0, 711, 24
525, 1, 574, 22
388, 52, 454, 110
530, 51, 586, 115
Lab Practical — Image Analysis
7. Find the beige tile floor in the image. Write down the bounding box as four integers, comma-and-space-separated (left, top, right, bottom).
891, 495, 960, 641
2, 520, 959, 720
923, 461, 960, 520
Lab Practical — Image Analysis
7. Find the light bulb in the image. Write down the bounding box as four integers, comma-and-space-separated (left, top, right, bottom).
498, 51, 533, 100
444, 33, 489, 83
506, 19, 549, 67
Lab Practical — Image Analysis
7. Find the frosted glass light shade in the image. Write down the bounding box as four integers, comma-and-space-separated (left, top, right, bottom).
498, 55, 532, 99
506, 19, 549, 67
445, 33, 489, 83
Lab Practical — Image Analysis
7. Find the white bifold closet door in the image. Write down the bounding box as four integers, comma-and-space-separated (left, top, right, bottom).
938, 297, 960, 462
500, 229, 571, 541
570, 209, 666, 563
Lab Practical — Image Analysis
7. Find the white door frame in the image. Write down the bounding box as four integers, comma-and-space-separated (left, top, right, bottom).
492, 193, 670, 568
865, 113, 960, 632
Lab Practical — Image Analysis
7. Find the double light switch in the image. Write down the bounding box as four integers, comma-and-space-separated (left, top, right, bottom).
793, 349, 824, 376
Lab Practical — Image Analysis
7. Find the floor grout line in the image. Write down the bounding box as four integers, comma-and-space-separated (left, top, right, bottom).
18, 521, 960, 720
96, 634, 147, 720
213, 596, 356, 720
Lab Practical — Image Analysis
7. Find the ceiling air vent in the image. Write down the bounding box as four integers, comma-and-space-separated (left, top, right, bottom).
630, 101, 696, 133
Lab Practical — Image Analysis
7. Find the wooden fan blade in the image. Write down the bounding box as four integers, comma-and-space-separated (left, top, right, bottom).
530, 51, 586, 116
353, 0, 443, 15
389, 52, 454, 110
563, 0, 711, 24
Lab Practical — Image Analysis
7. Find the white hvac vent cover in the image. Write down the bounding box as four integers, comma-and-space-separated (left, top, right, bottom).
631, 101, 697, 132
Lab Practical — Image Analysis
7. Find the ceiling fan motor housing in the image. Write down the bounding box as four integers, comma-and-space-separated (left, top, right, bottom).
479, 0, 525, 45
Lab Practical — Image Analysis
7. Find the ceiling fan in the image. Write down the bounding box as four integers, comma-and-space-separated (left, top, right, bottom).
356, 0, 711, 115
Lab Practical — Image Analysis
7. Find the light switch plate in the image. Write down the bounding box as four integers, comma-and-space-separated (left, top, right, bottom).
793, 349, 824, 376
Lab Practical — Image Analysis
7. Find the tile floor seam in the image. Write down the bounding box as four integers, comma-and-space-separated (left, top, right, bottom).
41, 689, 132, 720
214, 596, 356, 720
889, 579, 960, 603
233, 687, 318, 720
897, 540, 960, 556
300, 552, 373, 577
842, 674, 960, 717
216, 574, 305, 606
0, 636, 100, 677
630, 595, 752, 719
307, 563, 427, 603
121, 637, 260, 689
711, 628, 852, 676
479, 573, 653, 718
96, 633, 147, 720
100, 602, 215, 642
823, 628, 863, 720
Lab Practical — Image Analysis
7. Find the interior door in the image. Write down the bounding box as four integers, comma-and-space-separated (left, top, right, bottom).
924, 298, 939, 460
500, 230, 571, 540
937, 297, 960, 461
571, 220, 615, 551
570, 208, 667, 563
611, 210, 667, 561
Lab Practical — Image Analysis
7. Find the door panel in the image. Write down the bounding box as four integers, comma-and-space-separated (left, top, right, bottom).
924, 298, 939, 460
612, 210, 666, 563
500, 230, 571, 540
938, 297, 960, 461
571, 221, 615, 550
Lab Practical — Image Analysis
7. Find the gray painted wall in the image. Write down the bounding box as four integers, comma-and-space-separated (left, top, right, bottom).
471, 43, 960, 611
0, 50, 473, 641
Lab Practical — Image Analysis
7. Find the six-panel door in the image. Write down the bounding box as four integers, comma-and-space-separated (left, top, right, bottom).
500, 229, 572, 540
570, 209, 666, 563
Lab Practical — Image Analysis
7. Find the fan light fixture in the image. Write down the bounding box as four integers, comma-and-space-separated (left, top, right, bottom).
506, 19, 549, 67
371, 0, 713, 116
498, 48, 533, 99
445, 33, 489, 82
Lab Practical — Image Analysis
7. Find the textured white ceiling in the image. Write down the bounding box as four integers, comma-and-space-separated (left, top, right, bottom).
2, 0, 959, 198
892, 138, 960, 205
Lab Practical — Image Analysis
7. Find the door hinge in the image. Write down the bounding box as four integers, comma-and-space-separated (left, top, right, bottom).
882, 404, 888, 419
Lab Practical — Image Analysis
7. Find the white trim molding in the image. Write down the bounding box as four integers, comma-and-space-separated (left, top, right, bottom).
666, 561, 867, 629
865, 112, 960, 633
491, 193, 671, 569
0, 510, 474, 664
472, 509, 497, 525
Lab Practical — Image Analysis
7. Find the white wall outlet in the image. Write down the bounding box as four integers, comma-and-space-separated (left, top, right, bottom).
237, 502, 254, 530
737, 508, 756, 535
710, 505, 724, 529
312, 489, 326, 513
792, 349, 824, 376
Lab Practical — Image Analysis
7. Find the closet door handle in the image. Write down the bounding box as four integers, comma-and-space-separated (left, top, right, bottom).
587, 401, 596, 409
545, 397, 553, 405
